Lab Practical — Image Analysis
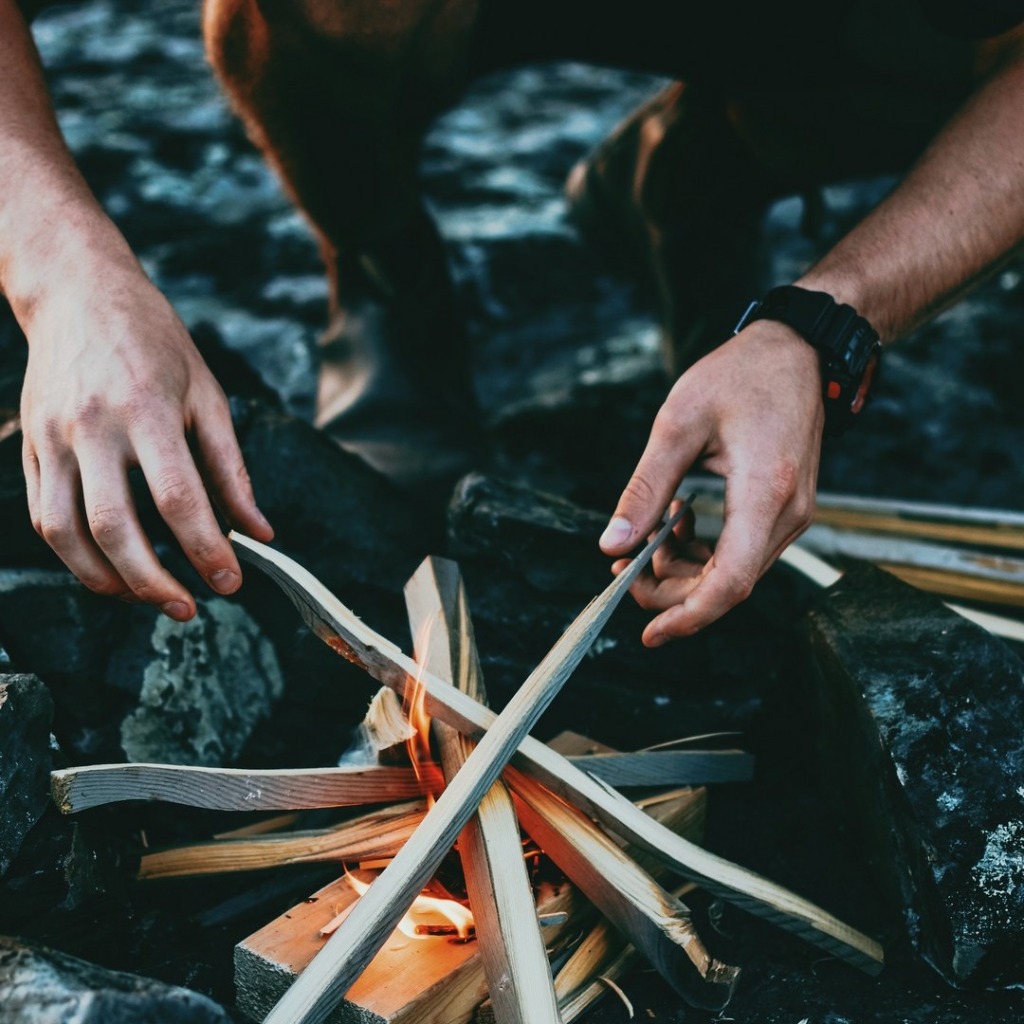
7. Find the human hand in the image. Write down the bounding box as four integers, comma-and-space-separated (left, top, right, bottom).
19, 258, 273, 620
599, 321, 824, 645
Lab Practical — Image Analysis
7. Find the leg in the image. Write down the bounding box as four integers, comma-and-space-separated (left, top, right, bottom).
204, 0, 481, 483
565, 0, 979, 374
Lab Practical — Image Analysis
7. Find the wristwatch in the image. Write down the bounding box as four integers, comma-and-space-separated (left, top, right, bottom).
734, 285, 881, 435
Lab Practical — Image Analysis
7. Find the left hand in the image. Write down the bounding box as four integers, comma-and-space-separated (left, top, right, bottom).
599, 320, 825, 645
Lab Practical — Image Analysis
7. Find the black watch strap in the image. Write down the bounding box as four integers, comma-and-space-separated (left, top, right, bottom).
735, 285, 881, 435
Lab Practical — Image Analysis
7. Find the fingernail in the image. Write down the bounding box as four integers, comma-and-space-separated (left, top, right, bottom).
161, 601, 191, 620
255, 509, 273, 532
600, 516, 634, 550
210, 569, 239, 594
647, 633, 668, 648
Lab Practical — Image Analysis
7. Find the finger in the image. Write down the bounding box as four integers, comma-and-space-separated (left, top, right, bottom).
35, 452, 128, 596
192, 392, 273, 541
22, 440, 41, 532
599, 405, 705, 556
642, 477, 791, 644
628, 562, 706, 612
134, 428, 244, 595
77, 446, 195, 619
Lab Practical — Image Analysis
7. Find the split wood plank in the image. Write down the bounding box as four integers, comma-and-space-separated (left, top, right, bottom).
51, 762, 438, 814
567, 750, 753, 786
689, 480, 1024, 551
243, 503, 692, 1024
231, 525, 883, 975
236, 857, 588, 1024
138, 802, 424, 881
778, 545, 1024, 644
692, 491, 1024, 608
508, 767, 736, 1009
406, 556, 561, 1024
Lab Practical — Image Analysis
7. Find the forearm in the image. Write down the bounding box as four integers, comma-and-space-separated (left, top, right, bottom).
0, 0, 134, 327
798, 38, 1024, 343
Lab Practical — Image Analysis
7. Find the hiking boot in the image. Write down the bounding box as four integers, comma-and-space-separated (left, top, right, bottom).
315, 207, 484, 491
565, 82, 783, 375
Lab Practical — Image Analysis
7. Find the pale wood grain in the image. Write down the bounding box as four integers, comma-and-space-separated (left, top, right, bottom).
50, 762, 438, 814
138, 802, 424, 880
231, 508, 883, 979
406, 555, 561, 1024
246, 504, 690, 1024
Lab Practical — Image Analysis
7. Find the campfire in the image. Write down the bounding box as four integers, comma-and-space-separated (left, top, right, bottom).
50, 501, 884, 1024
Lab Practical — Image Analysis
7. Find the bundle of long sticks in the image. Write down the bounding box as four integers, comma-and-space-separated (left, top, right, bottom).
688, 479, 1024, 613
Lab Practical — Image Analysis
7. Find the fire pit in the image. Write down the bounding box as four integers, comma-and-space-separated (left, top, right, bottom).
48, 514, 884, 1024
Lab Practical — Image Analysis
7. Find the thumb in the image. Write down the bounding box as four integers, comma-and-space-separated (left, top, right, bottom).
600, 415, 704, 556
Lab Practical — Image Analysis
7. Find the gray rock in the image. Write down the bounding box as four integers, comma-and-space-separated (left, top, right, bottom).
803, 564, 1024, 987
115, 598, 283, 766
0, 674, 53, 877
0, 937, 230, 1024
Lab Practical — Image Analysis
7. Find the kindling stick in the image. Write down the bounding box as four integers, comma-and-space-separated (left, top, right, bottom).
231, 500, 882, 984
406, 555, 561, 1024
248, 502, 690, 1024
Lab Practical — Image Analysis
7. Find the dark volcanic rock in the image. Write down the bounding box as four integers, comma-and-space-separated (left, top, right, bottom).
0, 937, 231, 1024
0, 674, 54, 877
803, 564, 1024, 987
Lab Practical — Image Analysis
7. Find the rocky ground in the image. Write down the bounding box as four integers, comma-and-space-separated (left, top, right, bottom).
0, 1, 1022, 1022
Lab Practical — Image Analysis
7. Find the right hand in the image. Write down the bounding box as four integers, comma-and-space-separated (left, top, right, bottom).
19, 256, 274, 620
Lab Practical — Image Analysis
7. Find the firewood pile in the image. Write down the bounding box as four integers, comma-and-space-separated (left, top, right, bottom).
50, 507, 885, 1024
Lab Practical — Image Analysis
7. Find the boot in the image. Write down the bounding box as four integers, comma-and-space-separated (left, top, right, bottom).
315, 206, 484, 490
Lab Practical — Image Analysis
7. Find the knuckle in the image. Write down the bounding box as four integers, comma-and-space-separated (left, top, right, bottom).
788, 491, 815, 530
39, 511, 74, 547
651, 404, 685, 444
153, 474, 199, 518
125, 575, 165, 601
621, 474, 658, 511
724, 572, 756, 604
765, 460, 800, 506
88, 504, 128, 543
80, 575, 125, 598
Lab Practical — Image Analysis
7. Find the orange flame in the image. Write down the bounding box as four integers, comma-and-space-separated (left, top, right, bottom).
406, 615, 440, 803
320, 869, 474, 941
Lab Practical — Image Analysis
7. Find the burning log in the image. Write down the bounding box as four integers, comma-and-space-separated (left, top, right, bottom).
241, 503, 692, 1024
231, 529, 884, 975
405, 555, 561, 1024
50, 763, 438, 814
137, 802, 425, 880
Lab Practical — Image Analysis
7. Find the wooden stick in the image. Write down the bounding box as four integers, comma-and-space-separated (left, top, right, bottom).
567, 750, 754, 786
51, 762, 439, 814
406, 556, 560, 1024
236, 852, 588, 1024
138, 802, 425, 880
695, 490, 1024, 608
689, 480, 1024, 551
508, 768, 736, 1009
231, 516, 883, 976
778, 545, 1024, 644
247, 504, 690, 1024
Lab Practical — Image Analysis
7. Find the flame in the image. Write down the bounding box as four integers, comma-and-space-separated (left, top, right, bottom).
321, 869, 475, 941
406, 615, 440, 802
